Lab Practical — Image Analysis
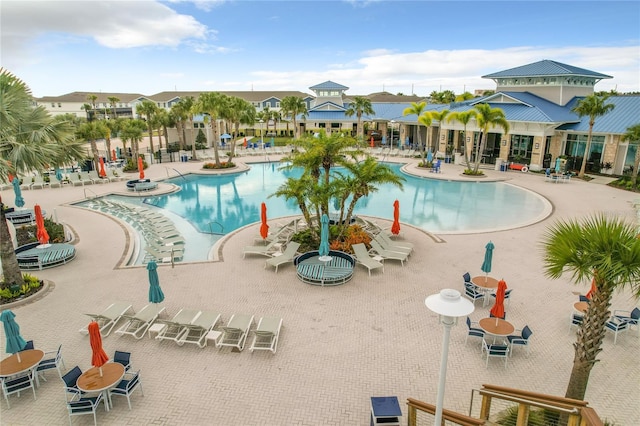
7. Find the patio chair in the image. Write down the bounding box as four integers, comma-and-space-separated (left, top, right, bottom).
80, 301, 133, 336
176, 310, 221, 348
373, 235, 412, 256
613, 307, 640, 335
22, 340, 34, 351
351, 243, 384, 276
61, 366, 83, 392
489, 312, 506, 320
66, 387, 103, 425
115, 303, 166, 339
490, 289, 512, 306
568, 312, 584, 333
113, 350, 131, 371
265, 241, 300, 273
463, 272, 472, 285
507, 325, 533, 357
2, 370, 37, 409
218, 314, 254, 351
465, 317, 485, 347
482, 338, 509, 368
463, 282, 485, 306
605, 317, 629, 345
431, 159, 441, 173
155, 309, 201, 343
250, 317, 283, 354
109, 370, 143, 410
243, 238, 282, 258
369, 240, 408, 266
35, 344, 65, 386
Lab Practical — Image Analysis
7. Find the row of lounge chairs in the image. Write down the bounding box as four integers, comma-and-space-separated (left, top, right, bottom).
369, 147, 417, 158
15, 170, 122, 189
79, 302, 283, 353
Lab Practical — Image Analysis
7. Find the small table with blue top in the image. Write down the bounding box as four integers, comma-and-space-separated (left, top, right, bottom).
370, 396, 402, 425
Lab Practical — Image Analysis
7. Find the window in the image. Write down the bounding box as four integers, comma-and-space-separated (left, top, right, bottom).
564, 134, 605, 170
510, 135, 534, 160
58, 103, 62, 107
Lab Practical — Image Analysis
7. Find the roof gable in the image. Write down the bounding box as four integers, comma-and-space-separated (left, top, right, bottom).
309, 101, 346, 112
309, 81, 349, 91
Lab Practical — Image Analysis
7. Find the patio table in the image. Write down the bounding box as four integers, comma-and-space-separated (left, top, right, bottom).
479, 318, 515, 344
76, 363, 125, 411
472, 276, 499, 306
0, 349, 44, 378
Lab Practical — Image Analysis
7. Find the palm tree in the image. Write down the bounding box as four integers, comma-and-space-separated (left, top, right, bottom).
417, 113, 433, 161
270, 175, 315, 228
345, 96, 375, 141
86, 94, 98, 121
571, 94, 616, 178
81, 103, 92, 121
541, 214, 640, 401
621, 123, 640, 184
403, 102, 427, 152
77, 121, 107, 171
280, 96, 308, 139
196, 92, 227, 166
471, 104, 509, 174
107, 96, 120, 119
455, 92, 475, 102
1, 69, 86, 288
155, 108, 171, 151
425, 109, 450, 154
223, 96, 255, 160
447, 110, 477, 170
170, 97, 194, 150
120, 119, 146, 160
136, 100, 159, 157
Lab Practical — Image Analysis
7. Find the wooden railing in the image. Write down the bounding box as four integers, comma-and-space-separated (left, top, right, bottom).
407, 398, 485, 426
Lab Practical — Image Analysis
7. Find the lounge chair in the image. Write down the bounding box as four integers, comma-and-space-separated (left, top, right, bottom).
30, 175, 47, 189
176, 310, 221, 348
145, 246, 184, 263
369, 240, 409, 266
254, 220, 295, 244
351, 243, 384, 276
67, 173, 85, 187
155, 309, 201, 343
265, 242, 300, 273
249, 317, 283, 354
115, 304, 166, 339
88, 170, 108, 184
80, 302, 133, 336
243, 239, 281, 258
79, 172, 95, 185
375, 231, 414, 251
218, 314, 254, 351
373, 235, 412, 256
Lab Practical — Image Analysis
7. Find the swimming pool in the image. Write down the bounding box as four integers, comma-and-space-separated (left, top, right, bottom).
97, 163, 550, 264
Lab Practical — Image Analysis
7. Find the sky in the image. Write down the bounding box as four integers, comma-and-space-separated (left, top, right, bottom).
1, 0, 639, 98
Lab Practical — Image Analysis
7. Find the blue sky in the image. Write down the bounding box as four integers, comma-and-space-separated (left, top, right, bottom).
1, 1, 638, 98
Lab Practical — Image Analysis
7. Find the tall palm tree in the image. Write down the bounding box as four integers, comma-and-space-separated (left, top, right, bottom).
170, 97, 194, 150
572, 94, 616, 178
425, 109, 450, 154
223, 96, 255, 160
541, 214, 640, 401
0, 69, 85, 288
621, 123, 640, 184
280, 96, 308, 139
403, 102, 427, 152
471, 104, 509, 174
107, 96, 120, 119
270, 175, 315, 229
447, 110, 477, 170
155, 109, 171, 151
77, 121, 107, 173
417, 113, 433, 161
136, 100, 159, 157
345, 96, 375, 141
120, 119, 146, 160
196, 92, 227, 166
86, 94, 98, 121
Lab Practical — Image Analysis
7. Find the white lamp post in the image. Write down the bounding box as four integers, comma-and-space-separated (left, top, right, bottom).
425, 289, 475, 426
259, 119, 264, 148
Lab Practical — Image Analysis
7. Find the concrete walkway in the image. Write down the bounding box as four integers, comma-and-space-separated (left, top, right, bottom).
1, 154, 638, 425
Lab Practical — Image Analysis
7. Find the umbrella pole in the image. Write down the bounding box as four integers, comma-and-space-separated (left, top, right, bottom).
16, 352, 21, 363
99, 366, 103, 377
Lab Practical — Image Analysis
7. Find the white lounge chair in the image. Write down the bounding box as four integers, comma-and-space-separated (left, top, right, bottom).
373, 235, 412, 256
115, 304, 166, 339
80, 302, 133, 336
249, 317, 283, 354
369, 240, 408, 266
351, 243, 384, 276
155, 309, 201, 343
176, 310, 221, 348
375, 232, 414, 251
243, 239, 281, 258
265, 242, 300, 273
218, 314, 254, 351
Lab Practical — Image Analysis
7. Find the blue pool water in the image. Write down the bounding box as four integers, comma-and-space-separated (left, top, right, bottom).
144, 163, 549, 235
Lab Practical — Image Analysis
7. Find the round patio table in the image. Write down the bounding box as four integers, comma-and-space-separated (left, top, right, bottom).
574, 301, 589, 314
0, 349, 44, 378
472, 276, 499, 306
479, 318, 515, 343
77, 363, 125, 411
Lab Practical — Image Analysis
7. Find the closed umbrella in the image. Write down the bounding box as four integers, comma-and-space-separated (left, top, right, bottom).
490, 279, 507, 320
0, 310, 27, 362
391, 200, 401, 235
481, 241, 495, 282
88, 321, 109, 376
586, 277, 597, 300
99, 157, 107, 178
111, 149, 117, 161
260, 202, 269, 241
382, 135, 387, 145
147, 260, 165, 304
427, 149, 433, 163
244, 137, 247, 147
319, 213, 330, 257
138, 156, 145, 180
34, 204, 49, 245
555, 157, 562, 173
370, 136, 374, 148
12, 178, 24, 208
55, 168, 63, 182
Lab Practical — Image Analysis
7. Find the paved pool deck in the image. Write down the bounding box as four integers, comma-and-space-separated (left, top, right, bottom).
1, 153, 638, 425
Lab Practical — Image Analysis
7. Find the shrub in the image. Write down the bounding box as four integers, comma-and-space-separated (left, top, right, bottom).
16, 218, 66, 246
0, 274, 44, 303
203, 162, 236, 170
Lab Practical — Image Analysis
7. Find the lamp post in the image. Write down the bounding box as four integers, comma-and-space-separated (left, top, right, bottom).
425, 289, 475, 426
390, 120, 396, 145
259, 119, 264, 149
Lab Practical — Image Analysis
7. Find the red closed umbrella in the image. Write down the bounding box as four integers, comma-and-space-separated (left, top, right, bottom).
138, 156, 145, 180
370, 136, 374, 148
99, 157, 107, 177
391, 200, 401, 235
111, 149, 117, 161
586, 277, 596, 299
260, 202, 269, 240
490, 279, 507, 319
34, 204, 49, 245
244, 137, 248, 147
88, 321, 109, 376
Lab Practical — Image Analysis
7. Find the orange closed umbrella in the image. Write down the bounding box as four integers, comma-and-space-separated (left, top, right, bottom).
370, 136, 374, 147
244, 137, 248, 147
99, 157, 107, 177
88, 321, 109, 376
490, 279, 507, 319
260, 202, 269, 240
391, 200, 401, 235
111, 149, 117, 161
34, 204, 49, 245
138, 156, 145, 180
586, 277, 596, 300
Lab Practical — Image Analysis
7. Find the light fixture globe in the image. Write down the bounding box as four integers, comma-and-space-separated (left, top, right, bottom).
425, 289, 474, 318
